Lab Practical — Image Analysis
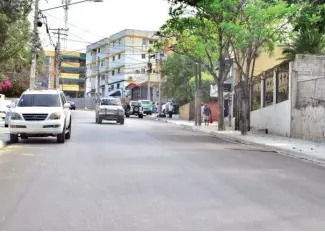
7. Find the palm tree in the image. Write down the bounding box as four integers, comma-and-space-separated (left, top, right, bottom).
280, 29, 325, 61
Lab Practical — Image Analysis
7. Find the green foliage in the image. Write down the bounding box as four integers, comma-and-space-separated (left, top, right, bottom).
161, 53, 195, 104
0, 19, 31, 65
220, 0, 297, 79
280, 29, 325, 61
158, 16, 221, 81
161, 53, 215, 104
189, 72, 215, 102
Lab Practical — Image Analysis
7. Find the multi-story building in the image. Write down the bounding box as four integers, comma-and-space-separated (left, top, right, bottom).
86, 29, 161, 101
44, 50, 86, 97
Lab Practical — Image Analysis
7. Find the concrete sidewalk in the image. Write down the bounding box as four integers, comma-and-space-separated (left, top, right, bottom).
157, 117, 325, 165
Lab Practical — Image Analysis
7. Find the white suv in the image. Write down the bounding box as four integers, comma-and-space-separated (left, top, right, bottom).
8, 89, 72, 144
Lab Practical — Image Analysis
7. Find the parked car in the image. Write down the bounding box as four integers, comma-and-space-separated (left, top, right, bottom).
139, 100, 152, 115
8, 89, 72, 143
68, 101, 76, 110
125, 101, 144, 118
95, 97, 124, 125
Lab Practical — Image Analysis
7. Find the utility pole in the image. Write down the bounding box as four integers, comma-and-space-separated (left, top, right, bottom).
158, 52, 164, 116
198, 62, 202, 126
29, 0, 40, 90
96, 56, 101, 103
194, 63, 199, 126
147, 56, 152, 101
63, 0, 72, 50
51, 28, 68, 89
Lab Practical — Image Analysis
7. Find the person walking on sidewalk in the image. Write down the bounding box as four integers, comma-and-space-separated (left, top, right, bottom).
203, 103, 211, 126
166, 101, 174, 118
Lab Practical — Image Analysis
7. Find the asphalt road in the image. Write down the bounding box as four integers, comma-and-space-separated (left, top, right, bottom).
1, 110, 325, 230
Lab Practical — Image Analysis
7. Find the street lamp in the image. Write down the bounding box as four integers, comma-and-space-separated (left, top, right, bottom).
40, 0, 103, 12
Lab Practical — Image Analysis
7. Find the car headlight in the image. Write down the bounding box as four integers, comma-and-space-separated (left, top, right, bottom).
11, 112, 22, 120
49, 112, 61, 120
117, 109, 124, 115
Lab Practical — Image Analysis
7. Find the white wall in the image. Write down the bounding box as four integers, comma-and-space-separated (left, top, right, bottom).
250, 100, 291, 137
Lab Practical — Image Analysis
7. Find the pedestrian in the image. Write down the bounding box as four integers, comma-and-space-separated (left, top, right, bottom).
203, 103, 212, 126
167, 101, 174, 118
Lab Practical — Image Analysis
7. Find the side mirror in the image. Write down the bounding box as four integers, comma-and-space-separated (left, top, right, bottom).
64, 103, 71, 109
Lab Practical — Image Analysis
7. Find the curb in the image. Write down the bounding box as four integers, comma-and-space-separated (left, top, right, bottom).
158, 118, 325, 166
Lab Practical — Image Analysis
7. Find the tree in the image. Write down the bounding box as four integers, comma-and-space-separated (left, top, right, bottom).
158, 15, 231, 129
0, 0, 32, 48
220, 0, 297, 134
280, 29, 325, 61
161, 53, 195, 104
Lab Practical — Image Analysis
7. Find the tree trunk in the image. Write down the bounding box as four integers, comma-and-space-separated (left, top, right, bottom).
217, 28, 225, 131
239, 80, 250, 135
218, 80, 225, 130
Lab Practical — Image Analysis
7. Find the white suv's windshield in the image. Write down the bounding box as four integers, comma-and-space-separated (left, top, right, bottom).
101, 98, 121, 106
18, 94, 61, 107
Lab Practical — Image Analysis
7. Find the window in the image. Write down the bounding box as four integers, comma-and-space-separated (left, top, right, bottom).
111, 85, 114, 90
18, 94, 61, 107
112, 70, 115, 76
100, 61, 104, 67
100, 98, 121, 106
117, 83, 120, 89
149, 40, 154, 44
118, 68, 121, 74
131, 101, 141, 106
142, 54, 146, 59
98, 48, 101, 53
142, 39, 147, 45
112, 56, 115, 61
118, 54, 121, 59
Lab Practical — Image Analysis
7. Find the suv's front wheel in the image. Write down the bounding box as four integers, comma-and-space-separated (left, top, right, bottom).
65, 119, 72, 139
57, 124, 66, 143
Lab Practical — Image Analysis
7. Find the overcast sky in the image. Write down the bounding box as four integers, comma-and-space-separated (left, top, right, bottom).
37, 0, 170, 52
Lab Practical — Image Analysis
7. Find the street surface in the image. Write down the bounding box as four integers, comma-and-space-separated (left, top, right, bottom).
1, 111, 325, 230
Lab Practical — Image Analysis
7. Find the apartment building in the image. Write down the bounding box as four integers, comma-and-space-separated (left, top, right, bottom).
44, 50, 86, 97
86, 29, 161, 101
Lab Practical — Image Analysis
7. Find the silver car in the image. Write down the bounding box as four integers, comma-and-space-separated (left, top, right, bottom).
95, 97, 125, 125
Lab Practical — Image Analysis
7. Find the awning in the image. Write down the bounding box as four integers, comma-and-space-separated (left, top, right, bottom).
125, 82, 138, 90
110, 90, 121, 97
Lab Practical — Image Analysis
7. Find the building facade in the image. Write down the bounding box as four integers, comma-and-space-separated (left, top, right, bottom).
86, 29, 162, 101
44, 50, 86, 97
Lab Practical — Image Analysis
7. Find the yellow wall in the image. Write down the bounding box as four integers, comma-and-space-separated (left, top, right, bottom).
59, 85, 79, 91
61, 73, 79, 79
252, 47, 284, 77
61, 62, 80, 68
234, 46, 284, 83
60, 51, 81, 56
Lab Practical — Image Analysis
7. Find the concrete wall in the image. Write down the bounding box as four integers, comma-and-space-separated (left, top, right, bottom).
179, 103, 190, 121
290, 54, 325, 142
251, 101, 291, 136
